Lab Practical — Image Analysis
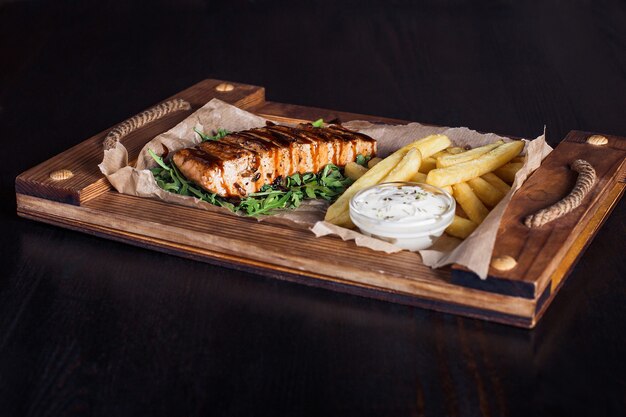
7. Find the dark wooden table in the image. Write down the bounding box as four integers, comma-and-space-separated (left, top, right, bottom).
2, 1, 625, 416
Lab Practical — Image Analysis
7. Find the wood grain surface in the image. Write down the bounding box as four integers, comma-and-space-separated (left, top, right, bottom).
15, 79, 265, 204
2, 1, 626, 416
15, 79, 626, 328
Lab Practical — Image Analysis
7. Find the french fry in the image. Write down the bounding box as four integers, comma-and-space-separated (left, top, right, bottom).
344, 162, 368, 181
325, 150, 408, 227
412, 171, 453, 194
494, 162, 523, 183
426, 141, 524, 187
410, 172, 427, 183
445, 215, 478, 239
399, 134, 451, 159
325, 134, 450, 228
467, 177, 505, 207
481, 172, 511, 195
431, 149, 449, 159
455, 204, 469, 219
447, 147, 465, 154
418, 157, 437, 173
436, 140, 504, 168
324, 209, 354, 229
510, 155, 526, 164
410, 177, 454, 197
367, 157, 383, 169
381, 149, 422, 182
452, 182, 490, 224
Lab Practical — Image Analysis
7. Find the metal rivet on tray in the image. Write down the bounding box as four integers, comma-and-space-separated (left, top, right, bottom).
586, 135, 608, 146
215, 83, 235, 92
49, 169, 74, 181
491, 255, 517, 271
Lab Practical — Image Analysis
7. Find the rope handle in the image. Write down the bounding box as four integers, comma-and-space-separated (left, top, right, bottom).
524, 159, 596, 228
103, 98, 191, 150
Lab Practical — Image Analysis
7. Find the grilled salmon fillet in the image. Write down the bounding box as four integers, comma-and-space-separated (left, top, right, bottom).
172, 122, 377, 197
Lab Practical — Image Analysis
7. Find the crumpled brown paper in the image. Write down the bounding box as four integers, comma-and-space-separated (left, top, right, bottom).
99, 98, 551, 279
99, 99, 328, 227
312, 121, 551, 278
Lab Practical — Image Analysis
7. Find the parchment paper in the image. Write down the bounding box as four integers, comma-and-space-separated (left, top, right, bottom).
99, 99, 328, 226
99, 98, 551, 278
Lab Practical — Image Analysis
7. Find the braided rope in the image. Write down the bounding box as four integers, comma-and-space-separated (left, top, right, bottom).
103, 98, 191, 150
524, 159, 596, 228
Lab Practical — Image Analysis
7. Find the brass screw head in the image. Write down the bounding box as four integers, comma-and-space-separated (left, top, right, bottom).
215, 83, 235, 92
586, 135, 608, 146
491, 255, 517, 271
49, 169, 74, 181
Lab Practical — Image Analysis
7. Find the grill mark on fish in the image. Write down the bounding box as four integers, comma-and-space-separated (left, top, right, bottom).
172, 124, 376, 197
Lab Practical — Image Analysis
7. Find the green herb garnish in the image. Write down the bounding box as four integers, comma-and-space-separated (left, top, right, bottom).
148, 149, 172, 171
237, 163, 352, 216
150, 154, 236, 211
311, 118, 324, 128
355, 154, 372, 167
149, 152, 353, 217
194, 127, 230, 141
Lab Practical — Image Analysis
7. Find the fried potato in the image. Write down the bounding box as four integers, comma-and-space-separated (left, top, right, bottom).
400, 134, 451, 159
447, 147, 466, 154
367, 157, 383, 169
436, 140, 504, 168
426, 140, 524, 187
452, 182, 490, 224
324, 209, 354, 229
344, 162, 368, 181
412, 171, 452, 194
455, 204, 469, 219
410, 172, 427, 183
445, 215, 478, 239
494, 162, 523, 183
418, 157, 437, 173
432, 149, 450, 159
325, 134, 450, 228
325, 150, 408, 227
481, 172, 511, 195
467, 177, 505, 207
381, 148, 422, 182
510, 156, 526, 164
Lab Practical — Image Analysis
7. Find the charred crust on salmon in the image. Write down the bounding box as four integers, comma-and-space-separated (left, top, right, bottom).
172, 124, 377, 198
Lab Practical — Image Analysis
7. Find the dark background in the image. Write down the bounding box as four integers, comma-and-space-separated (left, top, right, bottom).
1, 0, 625, 416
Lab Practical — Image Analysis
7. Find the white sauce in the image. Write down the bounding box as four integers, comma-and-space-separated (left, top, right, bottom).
352, 185, 449, 223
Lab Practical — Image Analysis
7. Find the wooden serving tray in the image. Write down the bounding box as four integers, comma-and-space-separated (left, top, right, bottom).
15, 79, 626, 328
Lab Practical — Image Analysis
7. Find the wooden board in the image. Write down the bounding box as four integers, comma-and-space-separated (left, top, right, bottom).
15, 79, 626, 328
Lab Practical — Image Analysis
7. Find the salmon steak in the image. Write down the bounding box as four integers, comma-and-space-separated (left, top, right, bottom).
172, 122, 377, 197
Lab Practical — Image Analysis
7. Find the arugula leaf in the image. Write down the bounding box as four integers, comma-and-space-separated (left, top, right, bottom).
148, 149, 172, 171
355, 153, 372, 167
194, 127, 231, 141
148, 131, 355, 217
311, 118, 324, 128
